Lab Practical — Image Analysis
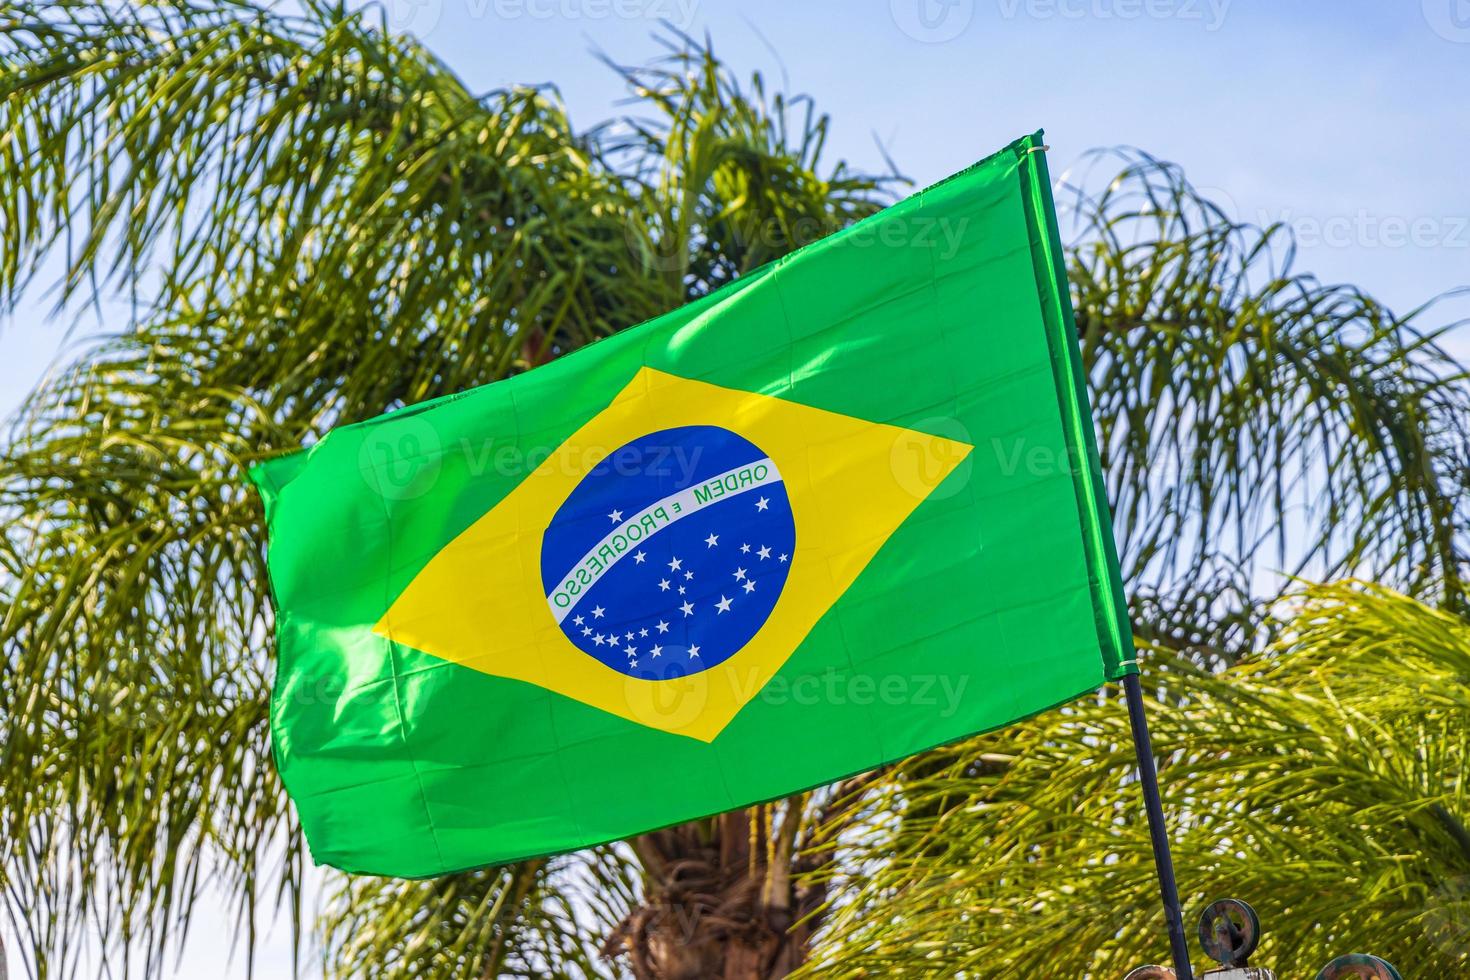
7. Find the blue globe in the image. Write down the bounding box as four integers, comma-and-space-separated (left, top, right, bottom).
540, 426, 796, 680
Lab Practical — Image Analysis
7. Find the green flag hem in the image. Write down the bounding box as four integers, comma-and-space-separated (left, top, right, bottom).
1016, 130, 1136, 680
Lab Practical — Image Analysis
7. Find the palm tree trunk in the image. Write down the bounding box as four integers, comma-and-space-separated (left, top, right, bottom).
603, 801, 822, 979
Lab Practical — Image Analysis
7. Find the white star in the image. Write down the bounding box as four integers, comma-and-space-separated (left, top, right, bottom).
656, 620, 670, 633
680, 601, 695, 617
608, 509, 624, 523
689, 644, 701, 658
650, 645, 663, 658
715, 595, 733, 614
741, 543, 751, 554
633, 550, 646, 564
684, 570, 694, 580
659, 578, 671, 591
742, 579, 756, 594
668, 556, 683, 571
778, 553, 789, 563
705, 532, 719, 548
592, 605, 606, 619
639, 627, 648, 638
757, 545, 771, 560
582, 627, 592, 637
625, 631, 634, 641
624, 644, 636, 656
593, 634, 604, 646
733, 567, 747, 580
573, 614, 584, 626
629, 659, 638, 668
678, 585, 686, 595
755, 496, 769, 512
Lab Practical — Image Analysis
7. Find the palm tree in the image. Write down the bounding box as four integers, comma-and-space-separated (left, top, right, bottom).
803, 582, 1470, 977
1, 2, 1465, 977
794, 155, 1470, 977
0, 5, 889, 977
796, 157, 1470, 975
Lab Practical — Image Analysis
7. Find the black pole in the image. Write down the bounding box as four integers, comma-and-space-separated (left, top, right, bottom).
1122, 671, 1194, 980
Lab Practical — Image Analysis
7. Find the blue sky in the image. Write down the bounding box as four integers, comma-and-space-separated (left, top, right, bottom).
4, 1, 1469, 975
4, 1, 1469, 420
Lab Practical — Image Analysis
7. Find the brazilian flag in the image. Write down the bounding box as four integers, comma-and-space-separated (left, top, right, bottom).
252, 132, 1133, 878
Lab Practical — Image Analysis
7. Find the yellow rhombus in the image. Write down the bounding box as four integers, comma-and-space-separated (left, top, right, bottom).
376, 367, 971, 741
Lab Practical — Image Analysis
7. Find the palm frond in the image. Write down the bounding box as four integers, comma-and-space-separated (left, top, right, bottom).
805, 582, 1470, 977
318, 854, 631, 979
0, 6, 894, 977
598, 29, 903, 299
4, 3, 1466, 978
1063, 150, 1470, 608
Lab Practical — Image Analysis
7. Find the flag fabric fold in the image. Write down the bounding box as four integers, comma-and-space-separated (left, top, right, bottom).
251, 130, 1133, 878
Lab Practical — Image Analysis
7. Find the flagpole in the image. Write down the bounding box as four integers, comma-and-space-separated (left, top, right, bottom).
1019, 135, 1195, 978
1122, 671, 1194, 980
